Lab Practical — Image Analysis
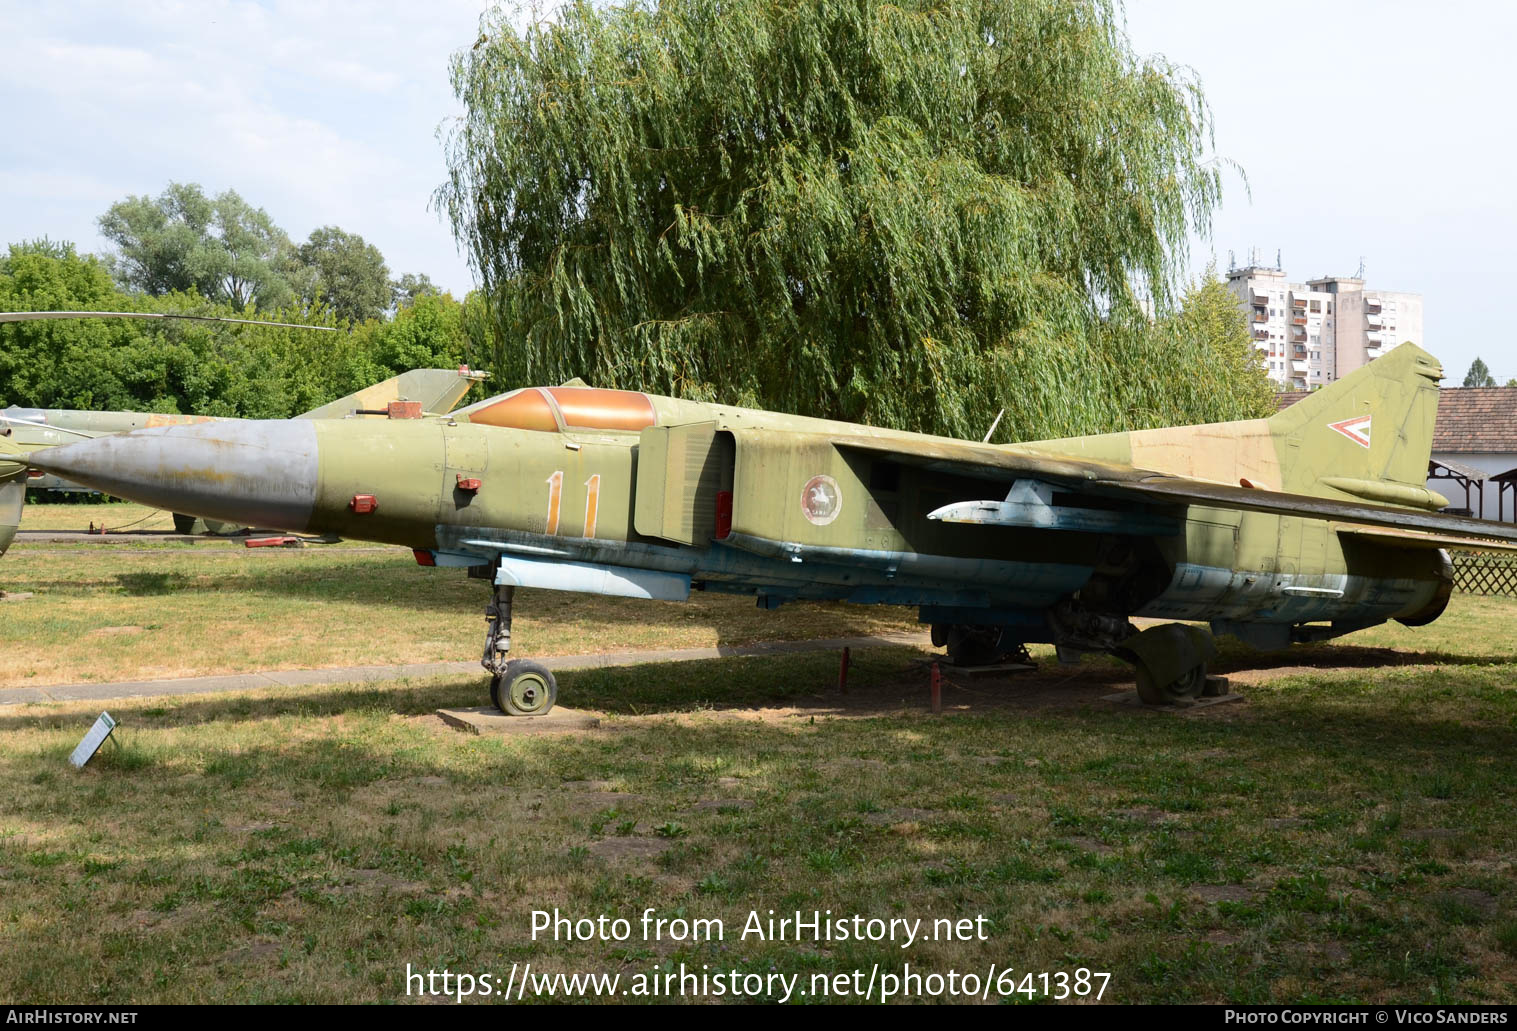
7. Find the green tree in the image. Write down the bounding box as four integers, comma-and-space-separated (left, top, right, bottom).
440, 0, 1265, 440
1138, 271, 1273, 425
98, 183, 294, 311
391, 272, 440, 311
1464, 357, 1496, 388
293, 226, 393, 323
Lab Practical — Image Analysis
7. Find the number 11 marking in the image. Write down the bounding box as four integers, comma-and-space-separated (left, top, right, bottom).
545, 471, 602, 538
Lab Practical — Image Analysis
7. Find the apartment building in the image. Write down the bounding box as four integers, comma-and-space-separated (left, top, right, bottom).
1225, 258, 1423, 390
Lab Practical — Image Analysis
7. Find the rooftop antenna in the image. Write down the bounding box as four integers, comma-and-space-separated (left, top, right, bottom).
1275, 248, 1282, 270
1355, 256, 1366, 279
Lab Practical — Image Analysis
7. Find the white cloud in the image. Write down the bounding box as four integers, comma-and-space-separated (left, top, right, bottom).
0, 0, 492, 292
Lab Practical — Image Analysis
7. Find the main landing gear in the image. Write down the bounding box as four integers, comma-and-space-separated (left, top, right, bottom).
929, 623, 1033, 668
1112, 622, 1218, 706
481, 581, 559, 716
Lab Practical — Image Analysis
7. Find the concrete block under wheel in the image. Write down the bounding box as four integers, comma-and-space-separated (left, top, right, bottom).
912, 658, 1037, 676
437, 706, 601, 734
1100, 687, 1244, 714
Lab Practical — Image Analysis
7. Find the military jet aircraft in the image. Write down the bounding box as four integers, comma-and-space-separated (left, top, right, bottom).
6, 342, 1512, 713
0, 366, 486, 555
0, 310, 487, 554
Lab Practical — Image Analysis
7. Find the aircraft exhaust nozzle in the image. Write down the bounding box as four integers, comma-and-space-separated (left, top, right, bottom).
26, 421, 319, 533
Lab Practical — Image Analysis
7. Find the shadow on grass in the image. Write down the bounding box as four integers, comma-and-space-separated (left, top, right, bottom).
1214, 641, 1517, 673
5, 646, 1517, 757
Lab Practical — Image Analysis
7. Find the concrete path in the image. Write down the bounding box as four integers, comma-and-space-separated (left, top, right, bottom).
0, 632, 931, 707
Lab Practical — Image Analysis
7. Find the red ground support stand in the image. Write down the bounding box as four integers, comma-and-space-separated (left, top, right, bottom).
930, 662, 942, 713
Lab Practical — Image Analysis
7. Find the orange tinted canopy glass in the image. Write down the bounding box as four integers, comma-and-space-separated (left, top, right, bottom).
467, 388, 560, 432
546, 388, 657, 431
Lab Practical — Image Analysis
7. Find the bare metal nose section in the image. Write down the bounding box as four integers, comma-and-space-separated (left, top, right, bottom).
29, 420, 319, 532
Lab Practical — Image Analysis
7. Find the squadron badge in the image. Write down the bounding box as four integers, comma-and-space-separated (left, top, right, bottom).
801, 474, 843, 526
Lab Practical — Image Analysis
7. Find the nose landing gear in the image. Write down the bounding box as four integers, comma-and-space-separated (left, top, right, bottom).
481, 580, 559, 716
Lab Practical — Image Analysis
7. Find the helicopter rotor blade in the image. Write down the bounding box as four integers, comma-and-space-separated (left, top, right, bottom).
0, 311, 338, 332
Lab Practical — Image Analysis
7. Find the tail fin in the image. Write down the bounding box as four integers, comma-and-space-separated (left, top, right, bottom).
297, 368, 489, 420
1268, 342, 1443, 500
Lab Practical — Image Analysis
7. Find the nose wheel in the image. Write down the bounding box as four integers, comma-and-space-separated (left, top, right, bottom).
489, 659, 559, 717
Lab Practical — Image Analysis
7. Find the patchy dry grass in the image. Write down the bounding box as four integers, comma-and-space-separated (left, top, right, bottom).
18, 500, 173, 533
0, 542, 919, 687
2, 630, 1517, 1004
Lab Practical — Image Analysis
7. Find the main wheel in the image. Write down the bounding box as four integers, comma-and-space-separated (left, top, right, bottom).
489, 660, 558, 716
1134, 659, 1208, 706
946, 625, 1003, 667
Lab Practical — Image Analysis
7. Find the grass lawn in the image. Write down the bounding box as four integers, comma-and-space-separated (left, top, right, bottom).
2, 526, 1516, 1003
18, 500, 174, 533
0, 537, 920, 687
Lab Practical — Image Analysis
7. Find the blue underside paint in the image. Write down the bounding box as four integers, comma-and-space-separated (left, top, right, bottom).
425, 525, 1437, 642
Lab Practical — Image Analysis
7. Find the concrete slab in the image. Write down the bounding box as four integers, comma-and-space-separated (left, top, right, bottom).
436, 706, 601, 734
0, 688, 54, 705
262, 661, 477, 686
913, 657, 1037, 677
1100, 688, 1245, 714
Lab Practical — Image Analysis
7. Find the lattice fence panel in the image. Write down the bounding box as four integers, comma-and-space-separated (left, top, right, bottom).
1452, 553, 1517, 597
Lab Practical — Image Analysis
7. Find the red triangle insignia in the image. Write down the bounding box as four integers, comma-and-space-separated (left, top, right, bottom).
1328, 415, 1372, 448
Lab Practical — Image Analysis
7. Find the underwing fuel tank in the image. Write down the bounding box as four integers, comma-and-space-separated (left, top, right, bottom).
23, 419, 460, 548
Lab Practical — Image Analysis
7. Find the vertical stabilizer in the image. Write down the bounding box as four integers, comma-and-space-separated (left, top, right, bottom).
1267, 343, 1443, 498
298, 368, 488, 420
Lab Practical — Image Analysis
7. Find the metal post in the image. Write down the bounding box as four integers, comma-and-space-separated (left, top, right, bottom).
930, 661, 941, 713
837, 646, 850, 693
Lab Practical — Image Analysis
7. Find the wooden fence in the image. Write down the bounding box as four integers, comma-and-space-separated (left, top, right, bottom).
1452, 553, 1517, 597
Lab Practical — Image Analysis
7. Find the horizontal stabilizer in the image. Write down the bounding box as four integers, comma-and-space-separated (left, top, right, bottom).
1335, 524, 1517, 556
1112, 475, 1517, 547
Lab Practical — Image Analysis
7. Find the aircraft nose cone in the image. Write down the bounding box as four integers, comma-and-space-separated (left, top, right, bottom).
30, 420, 319, 532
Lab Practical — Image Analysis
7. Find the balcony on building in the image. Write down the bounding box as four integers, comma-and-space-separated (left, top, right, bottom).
1291, 315, 1307, 326
1290, 296, 1307, 309
1365, 296, 1382, 312
1254, 311, 1269, 323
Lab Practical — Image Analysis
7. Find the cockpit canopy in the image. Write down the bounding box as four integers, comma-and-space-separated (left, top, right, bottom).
458, 386, 658, 434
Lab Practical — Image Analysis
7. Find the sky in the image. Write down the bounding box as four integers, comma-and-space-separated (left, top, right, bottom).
0, 0, 492, 293
2, 1, 1512, 383
1122, 1, 1517, 384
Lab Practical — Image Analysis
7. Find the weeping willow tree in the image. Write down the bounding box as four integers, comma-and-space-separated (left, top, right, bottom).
439, 0, 1271, 441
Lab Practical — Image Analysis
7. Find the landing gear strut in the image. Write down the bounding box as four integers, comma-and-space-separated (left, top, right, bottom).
481, 581, 558, 716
